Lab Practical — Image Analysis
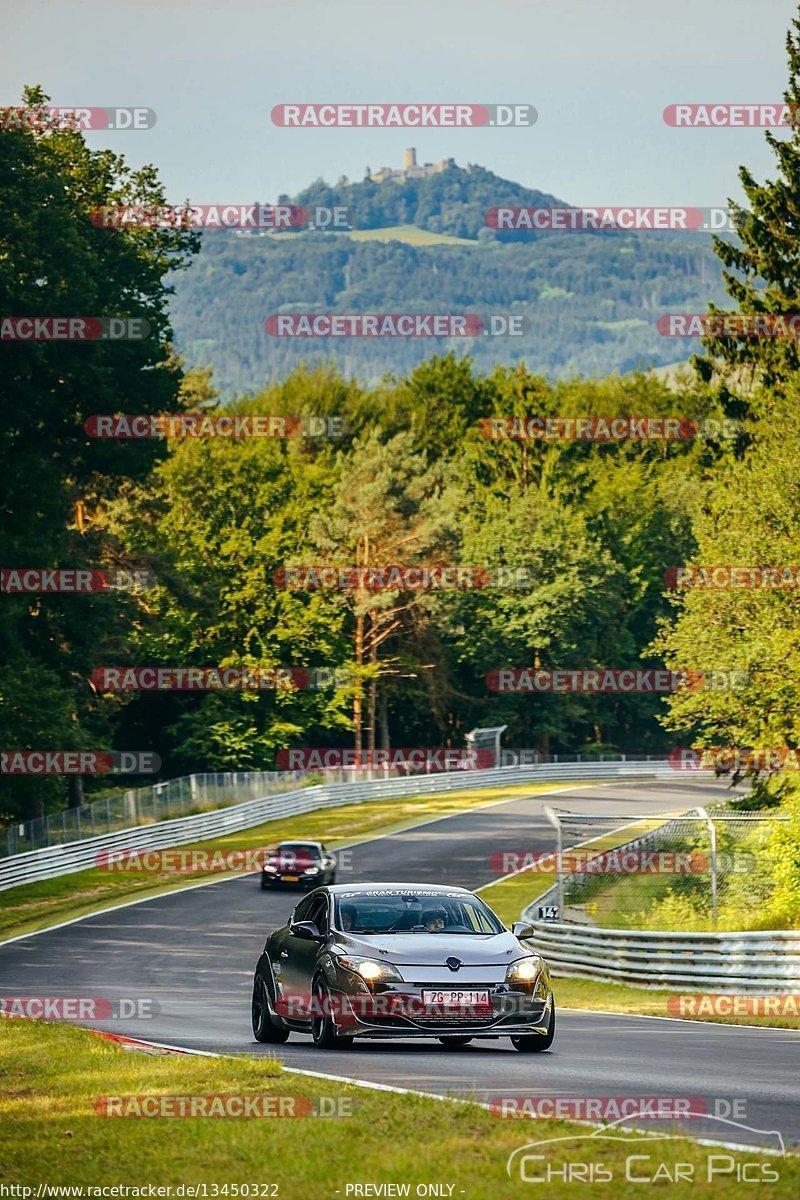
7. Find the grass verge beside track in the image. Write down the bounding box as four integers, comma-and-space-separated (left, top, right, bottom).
478, 827, 800, 1032
551, 977, 800, 1031
0, 781, 584, 942
0, 1021, 795, 1196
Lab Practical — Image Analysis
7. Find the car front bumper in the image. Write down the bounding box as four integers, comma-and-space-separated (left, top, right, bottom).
262, 873, 322, 889
325, 985, 554, 1039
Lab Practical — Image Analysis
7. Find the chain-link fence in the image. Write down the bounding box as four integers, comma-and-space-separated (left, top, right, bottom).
2, 772, 298, 857
532, 805, 789, 932
3, 766, 426, 857
1, 751, 663, 859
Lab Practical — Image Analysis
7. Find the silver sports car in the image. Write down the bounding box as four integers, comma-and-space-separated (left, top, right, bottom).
251, 883, 555, 1051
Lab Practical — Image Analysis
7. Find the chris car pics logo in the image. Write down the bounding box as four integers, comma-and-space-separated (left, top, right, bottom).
506, 1113, 784, 1185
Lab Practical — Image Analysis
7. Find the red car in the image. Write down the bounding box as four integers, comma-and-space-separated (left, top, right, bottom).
260, 841, 337, 890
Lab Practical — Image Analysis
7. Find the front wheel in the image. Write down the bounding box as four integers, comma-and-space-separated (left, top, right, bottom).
311, 978, 353, 1050
512, 1005, 555, 1053
252, 976, 289, 1043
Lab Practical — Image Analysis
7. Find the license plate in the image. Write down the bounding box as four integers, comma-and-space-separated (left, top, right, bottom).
421, 989, 491, 1010
282, 874, 299, 882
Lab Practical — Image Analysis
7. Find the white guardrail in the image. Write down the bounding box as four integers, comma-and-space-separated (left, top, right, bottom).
523, 920, 800, 994
519, 800, 800, 993
0, 759, 673, 892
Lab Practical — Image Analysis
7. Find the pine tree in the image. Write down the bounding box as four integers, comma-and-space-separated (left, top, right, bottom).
696, 10, 800, 399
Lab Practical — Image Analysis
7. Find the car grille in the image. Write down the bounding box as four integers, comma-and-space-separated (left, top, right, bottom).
411, 1014, 497, 1025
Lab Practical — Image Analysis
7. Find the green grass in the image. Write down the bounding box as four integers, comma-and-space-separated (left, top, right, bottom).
552, 976, 800, 1030
0, 782, 581, 942
477, 816, 800, 1030
582, 821, 785, 935
264, 223, 477, 246
476, 815, 672, 925
1, 1021, 795, 1195
7, 786, 794, 1036
341, 223, 477, 246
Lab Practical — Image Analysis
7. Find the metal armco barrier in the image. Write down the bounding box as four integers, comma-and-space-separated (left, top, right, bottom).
524, 921, 800, 994
0, 759, 672, 892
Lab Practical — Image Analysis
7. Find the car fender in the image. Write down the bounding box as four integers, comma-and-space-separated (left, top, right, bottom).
259, 955, 283, 1009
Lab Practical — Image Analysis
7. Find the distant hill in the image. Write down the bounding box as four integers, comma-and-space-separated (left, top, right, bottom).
342, 224, 476, 246
292, 161, 565, 241
169, 161, 728, 395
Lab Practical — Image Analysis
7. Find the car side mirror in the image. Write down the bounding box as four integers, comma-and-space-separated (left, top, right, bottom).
512, 921, 535, 939
291, 920, 324, 942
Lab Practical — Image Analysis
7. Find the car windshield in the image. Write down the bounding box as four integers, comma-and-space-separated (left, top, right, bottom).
271, 844, 320, 864
333, 892, 503, 935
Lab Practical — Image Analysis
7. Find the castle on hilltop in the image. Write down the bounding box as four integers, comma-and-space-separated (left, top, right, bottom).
364, 147, 459, 184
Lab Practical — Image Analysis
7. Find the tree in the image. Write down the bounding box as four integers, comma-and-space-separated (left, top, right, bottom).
101, 370, 356, 774
657, 9, 800, 798
695, 12, 800, 400
654, 383, 800, 800
0, 86, 197, 819
310, 429, 451, 753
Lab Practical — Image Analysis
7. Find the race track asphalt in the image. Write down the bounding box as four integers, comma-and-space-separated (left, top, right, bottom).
1, 777, 796, 1151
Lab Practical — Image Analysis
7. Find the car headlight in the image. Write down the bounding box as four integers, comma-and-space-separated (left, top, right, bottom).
303, 866, 320, 875
505, 956, 543, 987
335, 956, 404, 985
263, 864, 277, 873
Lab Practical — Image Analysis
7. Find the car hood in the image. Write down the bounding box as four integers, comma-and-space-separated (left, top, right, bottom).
335, 931, 531, 966
265, 856, 319, 869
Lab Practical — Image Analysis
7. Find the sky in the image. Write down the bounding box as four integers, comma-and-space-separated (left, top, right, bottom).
3, 0, 799, 207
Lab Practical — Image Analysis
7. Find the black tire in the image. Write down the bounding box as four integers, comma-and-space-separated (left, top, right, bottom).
252, 976, 290, 1043
328, 871, 337, 885
437, 1037, 472, 1048
260, 877, 269, 891
310, 977, 353, 1050
512, 1004, 555, 1053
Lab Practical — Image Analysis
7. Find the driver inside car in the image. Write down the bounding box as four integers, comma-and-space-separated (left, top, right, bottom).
339, 903, 357, 932
422, 905, 448, 932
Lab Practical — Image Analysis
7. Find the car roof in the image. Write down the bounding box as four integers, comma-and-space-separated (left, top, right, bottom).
327, 883, 471, 896
276, 840, 323, 848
